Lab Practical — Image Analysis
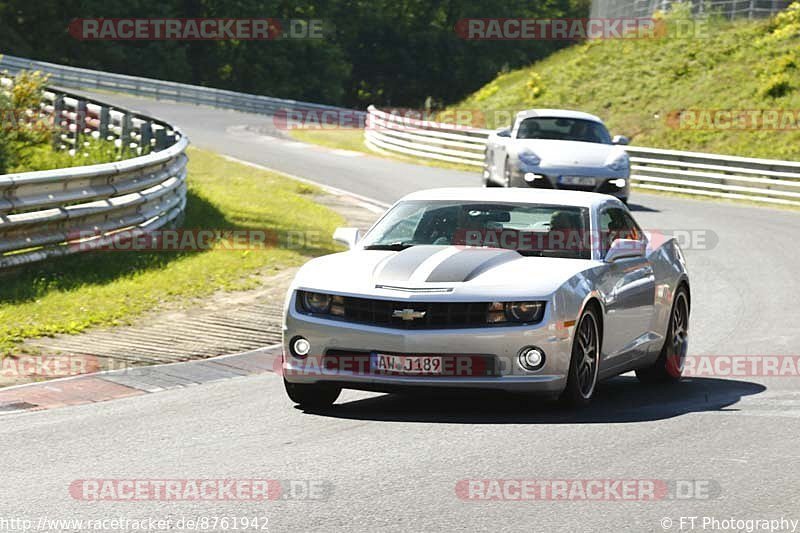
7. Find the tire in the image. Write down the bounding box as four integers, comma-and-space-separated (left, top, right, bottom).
503, 157, 512, 187
635, 287, 689, 384
560, 306, 601, 407
484, 170, 501, 187
284, 379, 340, 408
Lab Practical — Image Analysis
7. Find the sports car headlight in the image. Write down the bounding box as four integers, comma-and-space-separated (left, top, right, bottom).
487, 301, 546, 324
518, 150, 541, 167
607, 153, 629, 171
300, 291, 345, 316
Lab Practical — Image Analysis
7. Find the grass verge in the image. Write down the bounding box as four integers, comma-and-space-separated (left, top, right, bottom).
0, 147, 344, 354
287, 128, 480, 173
449, 5, 800, 160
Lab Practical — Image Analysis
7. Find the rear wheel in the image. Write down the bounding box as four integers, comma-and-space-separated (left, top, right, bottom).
284, 379, 340, 408
560, 307, 601, 407
636, 287, 689, 383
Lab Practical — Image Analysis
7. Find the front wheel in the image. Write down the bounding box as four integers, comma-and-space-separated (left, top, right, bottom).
635, 287, 689, 383
560, 307, 601, 407
503, 158, 512, 187
284, 379, 340, 408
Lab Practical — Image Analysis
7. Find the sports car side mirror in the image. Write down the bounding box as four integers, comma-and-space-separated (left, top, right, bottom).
612, 135, 629, 145
333, 227, 361, 249
605, 238, 645, 262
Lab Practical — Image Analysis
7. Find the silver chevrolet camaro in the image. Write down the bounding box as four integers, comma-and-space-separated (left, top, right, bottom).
282, 188, 690, 408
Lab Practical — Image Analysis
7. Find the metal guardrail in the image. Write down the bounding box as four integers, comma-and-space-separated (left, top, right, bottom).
0, 53, 359, 118
366, 105, 800, 207
0, 78, 188, 269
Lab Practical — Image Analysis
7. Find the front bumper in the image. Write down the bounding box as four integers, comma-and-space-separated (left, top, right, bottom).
282, 294, 573, 394
510, 164, 630, 198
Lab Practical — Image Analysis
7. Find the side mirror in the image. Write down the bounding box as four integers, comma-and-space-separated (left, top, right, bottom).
333, 227, 361, 249
496, 127, 511, 138
605, 238, 645, 262
612, 135, 629, 146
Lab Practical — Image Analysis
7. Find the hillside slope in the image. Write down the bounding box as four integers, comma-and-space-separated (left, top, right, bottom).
453, 4, 800, 160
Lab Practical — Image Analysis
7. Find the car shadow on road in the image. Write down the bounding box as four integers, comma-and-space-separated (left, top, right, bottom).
300, 376, 765, 424
626, 202, 660, 213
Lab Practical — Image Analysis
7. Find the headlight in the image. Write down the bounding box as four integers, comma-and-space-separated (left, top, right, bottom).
487, 301, 546, 324
300, 292, 345, 315
607, 153, 629, 171
518, 150, 541, 167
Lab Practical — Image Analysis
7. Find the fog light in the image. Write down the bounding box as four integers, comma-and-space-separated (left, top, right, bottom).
524, 173, 544, 183
291, 336, 311, 357
611, 178, 627, 188
518, 346, 545, 371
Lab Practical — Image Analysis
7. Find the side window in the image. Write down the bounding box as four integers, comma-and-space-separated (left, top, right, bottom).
599, 208, 641, 255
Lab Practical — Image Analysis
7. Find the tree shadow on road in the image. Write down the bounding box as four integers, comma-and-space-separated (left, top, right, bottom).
300, 376, 765, 424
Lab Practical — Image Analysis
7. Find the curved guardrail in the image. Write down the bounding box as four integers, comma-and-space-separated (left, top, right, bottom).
0, 53, 358, 118
0, 79, 188, 269
366, 105, 800, 207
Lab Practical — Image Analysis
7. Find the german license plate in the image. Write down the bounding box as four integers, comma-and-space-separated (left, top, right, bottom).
374, 354, 444, 375
560, 176, 596, 186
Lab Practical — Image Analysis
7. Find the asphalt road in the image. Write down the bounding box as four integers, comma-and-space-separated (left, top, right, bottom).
1, 93, 799, 532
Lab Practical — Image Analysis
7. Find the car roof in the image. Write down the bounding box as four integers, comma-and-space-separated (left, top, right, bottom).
516, 108, 604, 124
398, 188, 619, 209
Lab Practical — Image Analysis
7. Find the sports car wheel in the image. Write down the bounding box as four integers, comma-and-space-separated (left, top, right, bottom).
484, 171, 501, 187
636, 287, 689, 383
560, 307, 601, 407
284, 379, 340, 408
503, 158, 512, 187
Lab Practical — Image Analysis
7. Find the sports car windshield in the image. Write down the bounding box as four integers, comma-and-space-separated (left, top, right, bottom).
516, 117, 612, 144
362, 201, 592, 259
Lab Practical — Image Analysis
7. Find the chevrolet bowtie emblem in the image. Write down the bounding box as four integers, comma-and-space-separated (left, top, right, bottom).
392, 308, 426, 321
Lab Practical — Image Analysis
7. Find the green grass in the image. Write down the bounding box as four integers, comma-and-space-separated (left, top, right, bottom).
449, 4, 800, 160
0, 147, 344, 354
287, 128, 480, 173
8, 137, 130, 172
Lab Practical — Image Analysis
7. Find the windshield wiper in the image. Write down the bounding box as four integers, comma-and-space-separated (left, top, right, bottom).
363, 241, 416, 251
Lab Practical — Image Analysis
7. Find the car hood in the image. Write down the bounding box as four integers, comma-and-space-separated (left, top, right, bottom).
513, 139, 623, 167
292, 245, 598, 300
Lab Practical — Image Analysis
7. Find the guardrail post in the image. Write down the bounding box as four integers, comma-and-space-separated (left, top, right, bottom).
99, 107, 110, 140
140, 121, 153, 154
52, 95, 64, 149
76, 99, 87, 145
120, 112, 132, 156
154, 128, 167, 151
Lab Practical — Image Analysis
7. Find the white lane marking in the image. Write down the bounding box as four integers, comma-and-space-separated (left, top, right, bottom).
282, 141, 310, 149
220, 155, 391, 211
409, 247, 463, 283
330, 149, 364, 157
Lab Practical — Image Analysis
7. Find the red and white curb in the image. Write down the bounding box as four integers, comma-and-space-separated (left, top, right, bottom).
0, 345, 281, 415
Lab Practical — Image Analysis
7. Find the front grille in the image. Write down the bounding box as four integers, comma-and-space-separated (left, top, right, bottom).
342, 296, 491, 329
298, 292, 494, 329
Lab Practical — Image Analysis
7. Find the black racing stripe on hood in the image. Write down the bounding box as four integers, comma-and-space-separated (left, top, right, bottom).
374, 245, 445, 284
426, 248, 520, 283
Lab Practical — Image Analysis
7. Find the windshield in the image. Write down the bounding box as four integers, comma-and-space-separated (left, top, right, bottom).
516, 117, 612, 144
362, 201, 592, 259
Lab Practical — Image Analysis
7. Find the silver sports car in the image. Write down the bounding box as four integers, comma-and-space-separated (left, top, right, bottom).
281, 188, 690, 408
